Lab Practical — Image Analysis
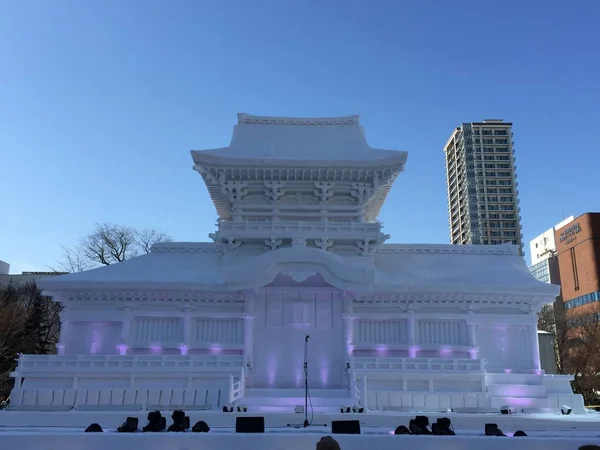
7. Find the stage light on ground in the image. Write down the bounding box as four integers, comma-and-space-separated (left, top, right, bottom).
351, 405, 364, 413
85, 423, 103, 432
168, 410, 190, 432
500, 405, 511, 415
561, 405, 572, 415
432, 417, 455, 435
222, 405, 233, 412
513, 430, 528, 436
340, 405, 351, 413
408, 416, 431, 435
143, 411, 166, 432
192, 420, 210, 433
237, 404, 248, 412
393, 425, 411, 435
485, 423, 506, 436
117, 417, 138, 433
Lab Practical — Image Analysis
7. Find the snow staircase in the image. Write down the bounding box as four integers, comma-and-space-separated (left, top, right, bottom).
485, 373, 550, 410
237, 389, 355, 414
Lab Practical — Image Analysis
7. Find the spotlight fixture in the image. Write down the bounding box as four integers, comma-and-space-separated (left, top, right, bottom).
432, 417, 455, 436
192, 420, 210, 433
561, 405, 572, 415
352, 405, 365, 413
409, 416, 431, 435
513, 430, 528, 437
340, 405, 351, 413
168, 410, 190, 432
85, 423, 103, 432
394, 425, 411, 435
500, 405, 511, 415
485, 423, 506, 437
222, 405, 234, 412
237, 404, 248, 412
117, 417, 139, 433
143, 411, 166, 432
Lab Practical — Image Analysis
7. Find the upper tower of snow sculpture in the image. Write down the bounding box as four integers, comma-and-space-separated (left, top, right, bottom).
192, 113, 408, 256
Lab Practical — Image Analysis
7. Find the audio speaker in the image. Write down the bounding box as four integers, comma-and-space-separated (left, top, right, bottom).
235, 416, 265, 433
331, 420, 361, 434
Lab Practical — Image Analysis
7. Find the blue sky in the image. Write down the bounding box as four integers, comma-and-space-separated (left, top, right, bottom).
2, 0, 599, 273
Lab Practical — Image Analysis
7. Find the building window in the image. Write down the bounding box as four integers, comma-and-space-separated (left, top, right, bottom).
571, 247, 580, 291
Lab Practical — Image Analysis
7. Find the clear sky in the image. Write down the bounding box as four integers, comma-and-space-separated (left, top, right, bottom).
2, 0, 599, 273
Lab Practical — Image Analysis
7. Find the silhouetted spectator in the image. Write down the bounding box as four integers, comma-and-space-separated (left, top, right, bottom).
579, 446, 600, 450
316, 436, 341, 450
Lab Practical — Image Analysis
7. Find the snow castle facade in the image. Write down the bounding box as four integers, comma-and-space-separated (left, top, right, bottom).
10, 114, 583, 413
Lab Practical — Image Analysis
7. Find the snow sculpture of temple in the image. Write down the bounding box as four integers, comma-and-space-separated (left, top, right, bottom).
9, 114, 583, 413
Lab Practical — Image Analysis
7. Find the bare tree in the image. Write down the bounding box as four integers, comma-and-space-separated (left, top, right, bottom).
0, 282, 61, 396
555, 304, 600, 403
537, 303, 556, 333
56, 223, 172, 272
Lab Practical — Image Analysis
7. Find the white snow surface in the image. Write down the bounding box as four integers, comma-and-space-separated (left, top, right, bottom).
38, 243, 558, 296
192, 113, 408, 163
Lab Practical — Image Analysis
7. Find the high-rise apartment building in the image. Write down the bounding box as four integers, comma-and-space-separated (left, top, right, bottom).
444, 119, 523, 254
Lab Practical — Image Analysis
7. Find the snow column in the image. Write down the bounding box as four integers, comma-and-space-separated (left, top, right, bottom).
530, 316, 541, 372
342, 294, 354, 358
244, 292, 256, 386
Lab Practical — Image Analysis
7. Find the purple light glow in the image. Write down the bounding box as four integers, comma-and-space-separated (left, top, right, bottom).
267, 355, 277, 387
117, 344, 128, 356
179, 344, 189, 356
535, 369, 543, 375
56, 343, 65, 355
150, 345, 162, 354
408, 346, 419, 358
469, 347, 479, 359
375, 345, 388, 356
320, 367, 329, 386
439, 346, 452, 357
504, 369, 512, 374
209, 344, 222, 355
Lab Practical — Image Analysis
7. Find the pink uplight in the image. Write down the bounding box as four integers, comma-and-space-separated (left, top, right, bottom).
150, 345, 162, 354
179, 344, 189, 356
117, 344, 128, 356
409, 346, 419, 358
209, 344, 222, 355
534, 369, 543, 375
439, 346, 452, 357
56, 343, 65, 356
504, 369, 512, 374
469, 347, 479, 359
375, 345, 388, 356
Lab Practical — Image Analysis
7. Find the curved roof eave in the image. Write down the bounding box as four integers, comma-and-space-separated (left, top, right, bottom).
191, 150, 408, 168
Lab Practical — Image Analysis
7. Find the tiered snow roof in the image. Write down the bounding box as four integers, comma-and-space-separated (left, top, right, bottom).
39, 243, 558, 299
191, 113, 408, 166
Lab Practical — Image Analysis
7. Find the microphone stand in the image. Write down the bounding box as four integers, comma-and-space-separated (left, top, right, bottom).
286, 335, 326, 429
303, 335, 309, 427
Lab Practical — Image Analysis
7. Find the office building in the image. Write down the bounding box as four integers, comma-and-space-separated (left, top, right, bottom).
529, 216, 574, 285
555, 213, 600, 320
444, 120, 523, 254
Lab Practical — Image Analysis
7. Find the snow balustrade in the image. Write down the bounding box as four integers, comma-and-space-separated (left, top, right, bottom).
8, 354, 245, 412
348, 357, 489, 411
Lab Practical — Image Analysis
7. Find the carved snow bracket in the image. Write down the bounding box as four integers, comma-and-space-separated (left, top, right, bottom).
351, 174, 380, 204
313, 181, 335, 204
350, 182, 374, 204
264, 180, 286, 204
264, 236, 283, 251
221, 180, 249, 203
356, 238, 379, 256
315, 237, 334, 251
292, 237, 306, 248
220, 238, 242, 255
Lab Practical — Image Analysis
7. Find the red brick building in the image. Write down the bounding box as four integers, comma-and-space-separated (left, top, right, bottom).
554, 213, 600, 320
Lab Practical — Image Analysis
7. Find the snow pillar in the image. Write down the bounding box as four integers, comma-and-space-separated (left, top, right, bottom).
343, 293, 355, 358
530, 319, 541, 372
244, 292, 256, 373
407, 311, 415, 346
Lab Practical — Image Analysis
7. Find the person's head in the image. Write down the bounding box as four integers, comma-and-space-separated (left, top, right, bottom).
579, 446, 600, 450
316, 436, 341, 450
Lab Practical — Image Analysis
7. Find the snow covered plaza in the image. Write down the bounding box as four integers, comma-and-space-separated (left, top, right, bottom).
2, 114, 595, 448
